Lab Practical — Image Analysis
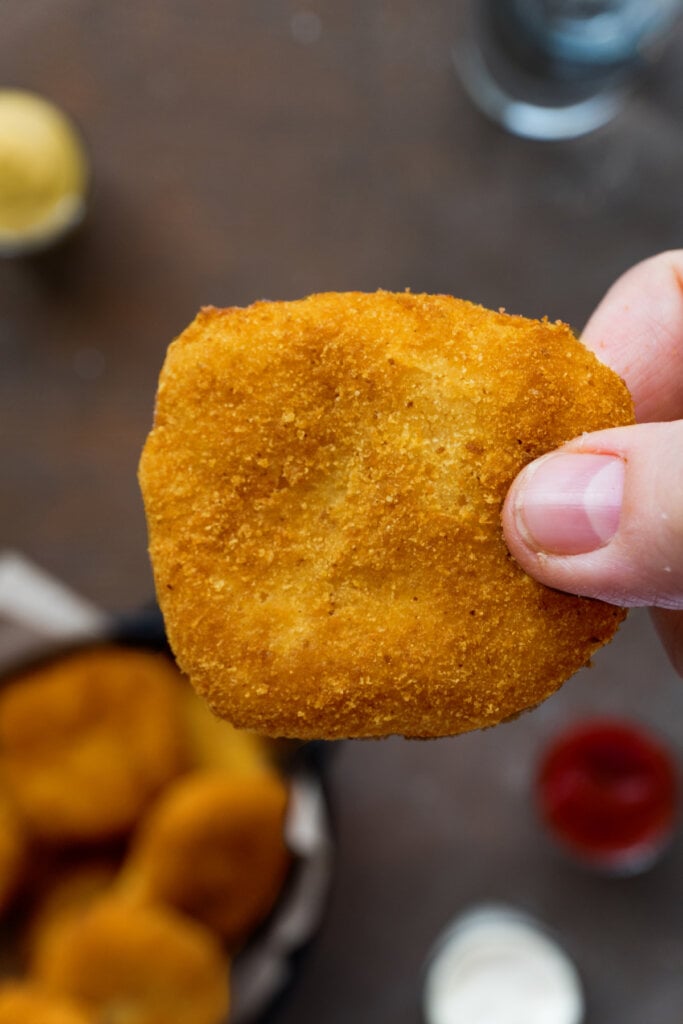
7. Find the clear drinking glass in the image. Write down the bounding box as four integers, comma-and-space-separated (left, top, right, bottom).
455, 0, 683, 139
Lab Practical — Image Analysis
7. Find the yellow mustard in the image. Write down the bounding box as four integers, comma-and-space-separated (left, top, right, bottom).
0, 89, 89, 252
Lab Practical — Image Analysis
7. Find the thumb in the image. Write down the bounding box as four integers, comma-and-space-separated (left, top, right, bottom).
502, 421, 683, 609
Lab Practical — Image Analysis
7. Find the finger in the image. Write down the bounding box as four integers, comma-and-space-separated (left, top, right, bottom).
502, 421, 683, 609
581, 249, 683, 422
651, 608, 683, 678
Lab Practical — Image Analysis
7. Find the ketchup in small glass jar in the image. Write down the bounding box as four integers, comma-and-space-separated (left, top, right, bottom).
537, 719, 678, 875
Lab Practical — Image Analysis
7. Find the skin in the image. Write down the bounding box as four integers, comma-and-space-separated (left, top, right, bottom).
503, 249, 683, 676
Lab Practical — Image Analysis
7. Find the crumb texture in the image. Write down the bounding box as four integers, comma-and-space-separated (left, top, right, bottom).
139, 291, 634, 738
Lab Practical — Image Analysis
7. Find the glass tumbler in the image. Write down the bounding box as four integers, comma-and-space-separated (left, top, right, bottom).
455, 0, 683, 139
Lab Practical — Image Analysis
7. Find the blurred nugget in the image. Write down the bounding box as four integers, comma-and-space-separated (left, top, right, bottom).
0, 982, 94, 1024
31, 897, 229, 1024
120, 770, 291, 948
139, 292, 634, 739
0, 647, 186, 843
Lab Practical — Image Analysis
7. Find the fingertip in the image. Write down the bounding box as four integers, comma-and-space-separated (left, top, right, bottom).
502, 452, 624, 560
503, 422, 683, 610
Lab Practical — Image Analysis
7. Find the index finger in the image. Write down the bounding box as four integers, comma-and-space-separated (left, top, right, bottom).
581, 249, 683, 423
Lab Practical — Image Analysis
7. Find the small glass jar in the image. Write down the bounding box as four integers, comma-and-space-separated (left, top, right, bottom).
0, 89, 90, 257
536, 718, 678, 875
455, 0, 683, 140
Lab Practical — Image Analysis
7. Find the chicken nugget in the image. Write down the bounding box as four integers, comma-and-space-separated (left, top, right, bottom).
0, 983, 94, 1024
0, 646, 187, 842
120, 770, 291, 948
139, 292, 634, 739
31, 897, 230, 1024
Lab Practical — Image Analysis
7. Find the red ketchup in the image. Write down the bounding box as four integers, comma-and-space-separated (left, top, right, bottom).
537, 719, 678, 874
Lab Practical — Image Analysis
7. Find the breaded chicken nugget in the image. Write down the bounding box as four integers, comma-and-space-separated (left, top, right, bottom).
0, 983, 94, 1024
0, 646, 187, 842
120, 770, 291, 948
139, 292, 634, 739
31, 898, 230, 1024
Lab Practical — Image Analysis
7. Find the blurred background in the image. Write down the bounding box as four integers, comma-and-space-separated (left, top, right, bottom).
2, 2, 683, 1022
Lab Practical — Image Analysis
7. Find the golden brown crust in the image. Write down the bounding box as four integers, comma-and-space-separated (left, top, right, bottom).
120, 770, 291, 948
30, 898, 230, 1024
0, 983, 94, 1024
0, 646, 187, 841
139, 292, 634, 739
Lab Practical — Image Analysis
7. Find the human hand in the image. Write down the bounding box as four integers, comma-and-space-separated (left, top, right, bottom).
502, 250, 683, 676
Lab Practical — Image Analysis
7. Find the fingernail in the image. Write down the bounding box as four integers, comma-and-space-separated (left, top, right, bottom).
514, 453, 624, 556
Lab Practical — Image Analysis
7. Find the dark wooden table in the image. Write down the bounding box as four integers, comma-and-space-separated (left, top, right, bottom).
2, 4, 683, 1022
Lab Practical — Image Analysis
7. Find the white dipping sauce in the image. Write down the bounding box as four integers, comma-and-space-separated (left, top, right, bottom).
423, 906, 584, 1024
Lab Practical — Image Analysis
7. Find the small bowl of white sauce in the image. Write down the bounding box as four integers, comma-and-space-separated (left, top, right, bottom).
423, 904, 584, 1024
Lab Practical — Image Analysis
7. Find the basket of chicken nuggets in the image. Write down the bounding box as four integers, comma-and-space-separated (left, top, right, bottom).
0, 565, 333, 1024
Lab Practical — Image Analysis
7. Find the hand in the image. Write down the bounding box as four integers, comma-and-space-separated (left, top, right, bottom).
502, 250, 683, 676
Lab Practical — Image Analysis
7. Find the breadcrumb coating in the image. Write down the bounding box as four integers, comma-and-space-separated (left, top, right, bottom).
120, 770, 291, 948
139, 292, 634, 738
0, 647, 187, 841
31, 898, 229, 1024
